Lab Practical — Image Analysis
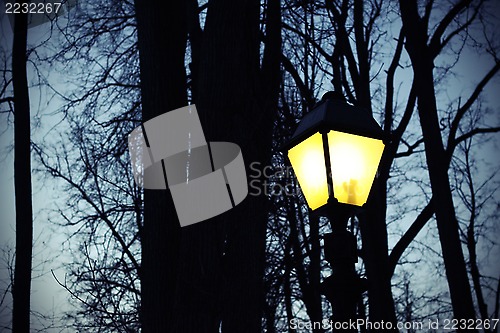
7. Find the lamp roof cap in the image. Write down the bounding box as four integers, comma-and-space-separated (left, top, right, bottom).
286, 92, 385, 149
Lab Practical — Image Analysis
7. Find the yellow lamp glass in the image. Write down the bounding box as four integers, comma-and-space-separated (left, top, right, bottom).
327, 131, 384, 206
287, 132, 329, 210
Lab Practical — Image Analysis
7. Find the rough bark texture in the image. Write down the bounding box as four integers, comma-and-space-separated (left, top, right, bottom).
399, 0, 477, 325
134, 0, 187, 331
12, 10, 33, 333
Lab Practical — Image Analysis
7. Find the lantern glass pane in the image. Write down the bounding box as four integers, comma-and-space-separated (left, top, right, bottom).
327, 131, 384, 206
287, 132, 329, 210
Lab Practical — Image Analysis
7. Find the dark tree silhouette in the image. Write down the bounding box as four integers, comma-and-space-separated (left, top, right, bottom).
11, 9, 33, 333
134, 0, 187, 331
398, 0, 495, 324
170, 0, 280, 331
29, 0, 143, 330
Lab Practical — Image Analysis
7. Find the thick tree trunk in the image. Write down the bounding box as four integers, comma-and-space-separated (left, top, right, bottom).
415, 63, 477, 323
11, 10, 33, 333
134, 0, 187, 331
399, 1, 477, 325
359, 179, 397, 328
170, 0, 278, 331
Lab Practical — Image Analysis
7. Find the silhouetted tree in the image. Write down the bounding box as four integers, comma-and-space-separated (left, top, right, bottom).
32, 0, 143, 330
134, 0, 187, 331
11, 9, 33, 333
170, 0, 280, 331
399, 0, 499, 324
452, 116, 500, 329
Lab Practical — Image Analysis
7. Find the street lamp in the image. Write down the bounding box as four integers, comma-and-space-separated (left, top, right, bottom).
284, 91, 385, 210
283, 91, 385, 330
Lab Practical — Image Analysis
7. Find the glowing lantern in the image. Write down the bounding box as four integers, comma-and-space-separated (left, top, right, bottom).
285, 92, 385, 210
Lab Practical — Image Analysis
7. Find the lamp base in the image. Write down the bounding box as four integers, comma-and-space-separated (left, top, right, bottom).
319, 199, 367, 331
